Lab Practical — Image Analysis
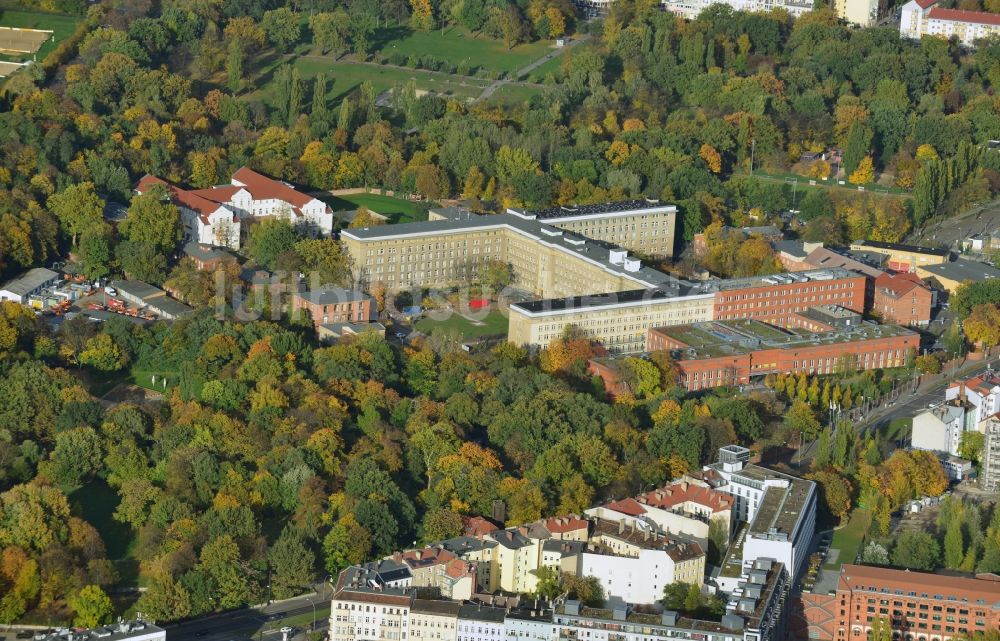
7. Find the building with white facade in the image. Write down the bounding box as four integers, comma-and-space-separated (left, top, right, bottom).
329, 589, 412, 641
835, 0, 887, 26
0, 267, 59, 305
705, 446, 816, 590
911, 402, 975, 457
135, 166, 334, 250
947, 370, 1000, 425
657, 0, 814, 21
409, 599, 461, 641
900, 0, 1000, 47
456, 604, 506, 641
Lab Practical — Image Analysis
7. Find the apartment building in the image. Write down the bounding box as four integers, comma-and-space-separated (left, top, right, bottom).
555, 558, 788, 641
901, 0, 1000, 47
487, 528, 544, 594
946, 370, 1000, 425
291, 287, 376, 328
647, 319, 918, 392
456, 604, 506, 641
329, 589, 412, 641
506, 199, 677, 258
583, 518, 705, 604
982, 414, 1000, 492
911, 402, 976, 458
135, 167, 333, 250
657, 0, 813, 20
409, 599, 461, 641
706, 447, 816, 591
835, 0, 886, 26
340, 210, 675, 297
834, 564, 1000, 641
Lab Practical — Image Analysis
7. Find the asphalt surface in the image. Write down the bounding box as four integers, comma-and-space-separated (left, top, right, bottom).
164, 586, 330, 641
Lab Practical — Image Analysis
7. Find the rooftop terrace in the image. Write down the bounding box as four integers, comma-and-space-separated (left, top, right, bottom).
507, 199, 674, 221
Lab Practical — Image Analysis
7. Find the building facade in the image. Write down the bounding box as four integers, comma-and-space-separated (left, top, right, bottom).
981, 414, 1000, 492
835, 0, 886, 26
0, 267, 59, 305
848, 240, 948, 273
901, 0, 1000, 46
340, 212, 674, 298
647, 319, 918, 392
291, 287, 376, 328
330, 589, 412, 641
135, 167, 333, 250
507, 200, 677, 258
833, 564, 1000, 641
872, 272, 933, 327
946, 371, 1000, 425
911, 403, 975, 457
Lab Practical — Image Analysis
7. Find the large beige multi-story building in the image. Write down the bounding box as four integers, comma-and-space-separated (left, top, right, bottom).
339, 206, 676, 297
506, 199, 676, 258
835, 0, 887, 26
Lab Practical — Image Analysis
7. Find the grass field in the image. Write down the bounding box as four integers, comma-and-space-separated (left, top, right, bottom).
132, 368, 178, 392
525, 55, 565, 82
373, 25, 552, 74
249, 57, 491, 106
882, 417, 912, 444
416, 309, 509, 339
823, 508, 871, 570
323, 193, 430, 224
70, 481, 135, 560
0, 9, 81, 62
753, 170, 913, 199
487, 83, 546, 106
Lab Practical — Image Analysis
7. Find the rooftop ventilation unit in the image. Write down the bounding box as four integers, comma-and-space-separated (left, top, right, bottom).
609, 249, 627, 265
624, 258, 641, 272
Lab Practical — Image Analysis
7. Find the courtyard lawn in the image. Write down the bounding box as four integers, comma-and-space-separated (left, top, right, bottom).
248, 58, 490, 106
882, 417, 912, 444
823, 508, 871, 570
373, 26, 552, 74
416, 309, 509, 339
324, 193, 430, 224
0, 9, 82, 62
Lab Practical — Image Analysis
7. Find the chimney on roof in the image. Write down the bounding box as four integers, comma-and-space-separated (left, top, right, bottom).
618, 520, 625, 534
682, 481, 688, 491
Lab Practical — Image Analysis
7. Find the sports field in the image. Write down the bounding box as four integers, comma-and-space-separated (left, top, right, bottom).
0, 9, 81, 62
323, 193, 429, 224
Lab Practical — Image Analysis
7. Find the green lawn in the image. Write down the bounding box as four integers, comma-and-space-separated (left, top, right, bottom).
69, 481, 135, 560
823, 508, 871, 570
132, 368, 178, 392
323, 193, 430, 224
373, 25, 553, 74
416, 309, 509, 339
248, 58, 490, 106
752, 170, 913, 198
486, 83, 546, 106
0, 9, 82, 62
525, 55, 565, 82
882, 417, 912, 444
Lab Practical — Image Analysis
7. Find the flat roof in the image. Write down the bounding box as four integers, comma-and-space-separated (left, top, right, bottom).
920, 258, 1000, 283
0, 267, 58, 296
35, 621, 164, 641
511, 283, 703, 315
839, 564, 1000, 605
341, 213, 676, 288
298, 287, 372, 305
652, 319, 916, 360
508, 199, 674, 221
701, 267, 860, 293
738, 465, 814, 540
852, 239, 950, 257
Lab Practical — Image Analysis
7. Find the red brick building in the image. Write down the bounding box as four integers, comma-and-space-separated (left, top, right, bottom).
873, 272, 933, 327
711, 270, 867, 327
647, 319, 919, 391
291, 287, 376, 328
793, 564, 1000, 641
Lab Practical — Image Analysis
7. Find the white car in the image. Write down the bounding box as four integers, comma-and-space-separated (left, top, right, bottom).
104, 286, 117, 296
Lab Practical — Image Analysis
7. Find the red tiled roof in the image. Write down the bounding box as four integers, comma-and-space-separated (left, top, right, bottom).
134, 174, 224, 224
543, 515, 588, 534
604, 498, 647, 517
875, 271, 928, 298
189, 185, 242, 204
927, 7, 1000, 26
839, 564, 1000, 601
915, 0, 936, 8
444, 558, 474, 579
638, 481, 734, 513
232, 166, 326, 216
461, 515, 500, 537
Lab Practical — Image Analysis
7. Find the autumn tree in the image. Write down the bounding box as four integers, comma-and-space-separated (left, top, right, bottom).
69, 585, 113, 628
963, 304, 1000, 348
120, 186, 182, 253
47, 182, 105, 246
849, 156, 875, 185
261, 8, 300, 52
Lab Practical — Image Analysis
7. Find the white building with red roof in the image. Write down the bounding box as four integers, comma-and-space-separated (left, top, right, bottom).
134, 167, 334, 251
946, 369, 1000, 425
901, 0, 1000, 46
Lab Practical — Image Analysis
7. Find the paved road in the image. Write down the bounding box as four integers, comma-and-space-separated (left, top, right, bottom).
164, 586, 330, 641
477, 37, 584, 101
